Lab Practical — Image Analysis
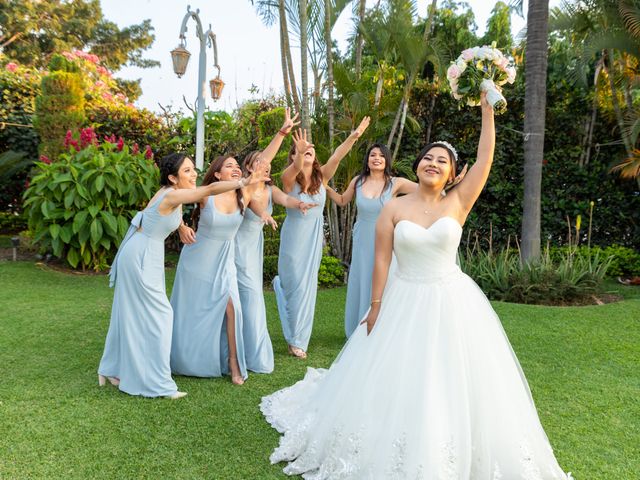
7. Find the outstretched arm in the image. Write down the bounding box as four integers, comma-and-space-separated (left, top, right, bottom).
320, 116, 370, 184
260, 107, 300, 165
451, 93, 495, 214
272, 185, 319, 213
326, 177, 357, 207
361, 201, 395, 335
281, 129, 314, 192
162, 164, 271, 211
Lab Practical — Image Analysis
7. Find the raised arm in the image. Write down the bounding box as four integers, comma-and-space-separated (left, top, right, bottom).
281, 129, 314, 192
392, 177, 418, 196
261, 107, 300, 165
320, 116, 370, 184
451, 94, 495, 214
361, 200, 396, 335
326, 177, 357, 207
162, 165, 270, 211
272, 185, 319, 213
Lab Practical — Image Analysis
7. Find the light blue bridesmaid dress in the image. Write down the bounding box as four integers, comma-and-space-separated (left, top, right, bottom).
170, 196, 247, 379
344, 178, 395, 337
273, 183, 326, 352
98, 188, 180, 397
234, 187, 274, 373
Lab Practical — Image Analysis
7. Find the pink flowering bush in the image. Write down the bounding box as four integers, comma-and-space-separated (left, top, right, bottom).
23, 127, 159, 270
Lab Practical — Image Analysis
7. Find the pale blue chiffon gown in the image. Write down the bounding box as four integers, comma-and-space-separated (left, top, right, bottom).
170, 196, 247, 379
344, 178, 395, 337
234, 187, 274, 373
98, 188, 180, 397
273, 183, 326, 352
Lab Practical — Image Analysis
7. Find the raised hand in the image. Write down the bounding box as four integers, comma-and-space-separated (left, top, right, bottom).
350, 116, 371, 140
280, 107, 300, 135
451, 163, 469, 187
246, 160, 271, 185
298, 201, 319, 215
292, 129, 314, 155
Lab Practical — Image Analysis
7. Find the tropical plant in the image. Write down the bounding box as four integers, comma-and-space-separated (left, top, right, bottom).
22, 128, 158, 271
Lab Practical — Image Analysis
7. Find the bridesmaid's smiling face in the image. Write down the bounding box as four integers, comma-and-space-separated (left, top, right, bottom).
367, 147, 386, 172
171, 157, 198, 189
416, 146, 454, 189
214, 158, 243, 182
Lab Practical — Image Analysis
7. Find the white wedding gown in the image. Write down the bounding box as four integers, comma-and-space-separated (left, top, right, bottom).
261, 217, 572, 479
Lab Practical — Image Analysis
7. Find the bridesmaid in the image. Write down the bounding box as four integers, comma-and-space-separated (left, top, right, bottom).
274, 119, 370, 359
170, 156, 261, 385
328, 145, 468, 337
98, 153, 266, 399
235, 151, 318, 373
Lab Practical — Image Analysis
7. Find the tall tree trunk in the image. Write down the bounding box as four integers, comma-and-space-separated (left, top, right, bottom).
580, 59, 602, 167
606, 50, 632, 155
521, 0, 549, 263
279, 2, 293, 109
299, 0, 311, 132
324, 0, 342, 259
392, 99, 409, 160
354, 0, 366, 80
374, 71, 384, 109
387, 98, 404, 146
280, 1, 301, 112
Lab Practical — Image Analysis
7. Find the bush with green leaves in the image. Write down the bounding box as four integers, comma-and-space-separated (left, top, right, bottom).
459, 246, 613, 305
23, 128, 158, 270
549, 245, 640, 278
318, 250, 346, 287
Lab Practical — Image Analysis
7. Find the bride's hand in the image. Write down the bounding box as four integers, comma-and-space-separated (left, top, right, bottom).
360, 305, 380, 335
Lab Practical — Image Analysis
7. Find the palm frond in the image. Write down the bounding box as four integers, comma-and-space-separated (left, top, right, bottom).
610, 148, 640, 178
619, 0, 640, 39
0, 150, 32, 179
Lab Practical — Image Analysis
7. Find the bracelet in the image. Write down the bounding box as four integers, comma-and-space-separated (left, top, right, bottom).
371, 299, 381, 305
278, 129, 288, 137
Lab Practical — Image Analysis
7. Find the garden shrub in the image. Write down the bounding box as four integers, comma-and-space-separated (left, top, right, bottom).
549, 245, 640, 278
0, 212, 28, 233
34, 55, 86, 160
318, 251, 346, 287
459, 246, 613, 305
22, 127, 158, 270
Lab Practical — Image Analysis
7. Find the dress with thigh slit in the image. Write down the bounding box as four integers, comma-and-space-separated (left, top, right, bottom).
170, 196, 247, 379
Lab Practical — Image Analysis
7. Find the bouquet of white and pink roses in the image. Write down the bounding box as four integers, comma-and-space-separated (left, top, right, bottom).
446, 43, 516, 114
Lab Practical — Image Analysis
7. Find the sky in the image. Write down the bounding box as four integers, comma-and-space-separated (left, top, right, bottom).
99, 0, 552, 114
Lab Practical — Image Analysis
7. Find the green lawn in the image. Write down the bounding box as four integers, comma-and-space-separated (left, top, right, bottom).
1, 261, 639, 479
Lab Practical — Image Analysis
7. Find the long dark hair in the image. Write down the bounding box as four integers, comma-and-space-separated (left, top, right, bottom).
191, 155, 244, 229
242, 150, 272, 186
412, 142, 457, 185
288, 143, 323, 195
158, 153, 189, 186
354, 143, 393, 199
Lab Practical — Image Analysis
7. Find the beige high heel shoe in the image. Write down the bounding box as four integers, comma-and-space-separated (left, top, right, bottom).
165, 391, 188, 400
98, 374, 120, 387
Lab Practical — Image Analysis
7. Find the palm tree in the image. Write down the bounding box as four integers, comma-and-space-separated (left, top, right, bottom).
521, 0, 550, 263
354, 0, 366, 79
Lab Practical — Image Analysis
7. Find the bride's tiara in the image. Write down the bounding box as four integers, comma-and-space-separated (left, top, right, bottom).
432, 140, 458, 163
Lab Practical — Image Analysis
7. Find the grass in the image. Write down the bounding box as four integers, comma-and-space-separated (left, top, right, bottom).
0, 261, 639, 479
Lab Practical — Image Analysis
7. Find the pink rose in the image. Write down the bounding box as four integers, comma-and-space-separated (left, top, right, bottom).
5, 62, 18, 73
447, 64, 461, 80
87, 54, 100, 64
115, 93, 126, 101
102, 92, 113, 101
96, 66, 110, 76
461, 49, 474, 61
94, 80, 105, 89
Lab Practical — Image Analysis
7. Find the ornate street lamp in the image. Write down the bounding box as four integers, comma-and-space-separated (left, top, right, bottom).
171, 6, 222, 171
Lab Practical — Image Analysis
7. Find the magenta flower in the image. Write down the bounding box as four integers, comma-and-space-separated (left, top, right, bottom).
116, 137, 124, 152
80, 127, 97, 148
63, 130, 74, 149
5, 62, 18, 73
132, 143, 140, 154
144, 145, 153, 160
40, 155, 51, 165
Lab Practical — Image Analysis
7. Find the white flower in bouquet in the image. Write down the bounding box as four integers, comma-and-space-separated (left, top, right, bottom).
446, 42, 517, 115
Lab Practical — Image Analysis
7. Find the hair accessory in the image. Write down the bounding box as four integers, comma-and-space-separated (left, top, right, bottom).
432, 140, 458, 162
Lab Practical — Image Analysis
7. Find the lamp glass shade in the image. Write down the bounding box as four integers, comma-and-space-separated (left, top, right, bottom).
170, 46, 191, 77
210, 77, 225, 100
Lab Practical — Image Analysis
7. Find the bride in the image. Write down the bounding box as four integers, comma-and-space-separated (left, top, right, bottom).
261, 94, 572, 479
